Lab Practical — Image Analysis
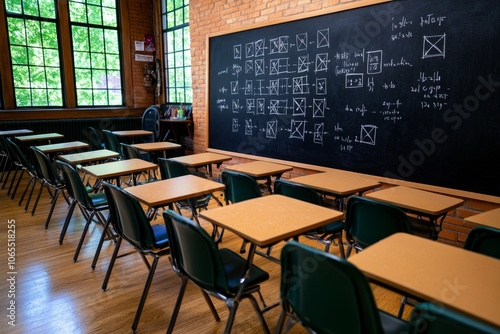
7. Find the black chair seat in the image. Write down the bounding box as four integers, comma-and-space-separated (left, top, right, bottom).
89, 192, 108, 207
220, 248, 269, 293
379, 310, 410, 333
151, 224, 169, 246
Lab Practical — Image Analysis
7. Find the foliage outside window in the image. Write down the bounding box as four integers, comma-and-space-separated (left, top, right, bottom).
5, 0, 63, 107
4, 0, 123, 108
69, 0, 123, 106
162, 0, 191, 103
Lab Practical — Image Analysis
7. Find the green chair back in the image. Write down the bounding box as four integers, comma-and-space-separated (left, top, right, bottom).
274, 179, 323, 205
56, 160, 95, 209
463, 226, 500, 259
221, 170, 261, 204
278, 241, 395, 334
31, 147, 64, 187
158, 158, 190, 179
409, 302, 499, 334
345, 195, 413, 251
103, 182, 167, 250
163, 209, 231, 294
102, 130, 123, 157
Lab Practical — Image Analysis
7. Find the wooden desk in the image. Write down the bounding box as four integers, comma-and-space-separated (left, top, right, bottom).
58, 149, 119, 166
0, 129, 33, 137
112, 130, 153, 137
464, 207, 500, 230
349, 233, 500, 328
161, 119, 193, 143
365, 186, 463, 238
125, 174, 225, 219
81, 158, 157, 186
201, 195, 344, 310
224, 161, 293, 193
15, 132, 64, 143
35, 141, 89, 154
131, 141, 181, 159
200, 195, 343, 249
170, 152, 232, 178
288, 171, 380, 209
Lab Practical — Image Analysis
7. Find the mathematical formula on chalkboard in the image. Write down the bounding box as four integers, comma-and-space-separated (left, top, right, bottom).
209, 0, 500, 196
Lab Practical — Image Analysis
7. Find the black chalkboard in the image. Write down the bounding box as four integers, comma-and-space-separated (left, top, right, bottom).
208, 0, 500, 197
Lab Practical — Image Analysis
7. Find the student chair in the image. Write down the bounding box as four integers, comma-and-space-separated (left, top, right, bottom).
102, 182, 170, 330
408, 302, 499, 334
345, 195, 413, 257
141, 105, 161, 142
30, 147, 70, 228
276, 241, 408, 334
163, 209, 270, 334
274, 179, 345, 257
56, 160, 109, 263
463, 226, 500, 259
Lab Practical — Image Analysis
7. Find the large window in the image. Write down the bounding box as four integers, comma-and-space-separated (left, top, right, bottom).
4, 0, 124, 108
6, 0, 63, 107
162, 0, 191, 103
69, 0, 122, 106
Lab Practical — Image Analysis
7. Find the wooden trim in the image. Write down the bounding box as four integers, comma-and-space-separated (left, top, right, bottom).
120, 0, 134, 107
0, 1, 15, 110
207, 148, 500, 204
0, 108, 143, 120
58, 0, 76, 108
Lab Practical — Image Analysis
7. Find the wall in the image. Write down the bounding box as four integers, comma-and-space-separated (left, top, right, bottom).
189, 0, 500, 247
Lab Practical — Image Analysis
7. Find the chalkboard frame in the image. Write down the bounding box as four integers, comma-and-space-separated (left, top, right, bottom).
206, 0, 500, 200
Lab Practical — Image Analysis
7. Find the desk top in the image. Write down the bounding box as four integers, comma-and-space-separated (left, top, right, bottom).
161, 118, 192, 123
0, 129, 33, 137
200, 194, 344, 248
81, 158, 157, 179
349, 233, 500, 327
224, 161, 293, 178
289, 171, 380, 196
125, 174, 225, 207
112, 130, 153, 137
365, 186, 463, 217
35, 141, 89, 153
464, 207, 500, 229
15, 132, 64, 142
170, 152, 232, 167
131, 141, 181, 152
58, 149, 119, 165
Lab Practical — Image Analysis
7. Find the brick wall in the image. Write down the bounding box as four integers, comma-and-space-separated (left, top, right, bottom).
189, 0, 499, 247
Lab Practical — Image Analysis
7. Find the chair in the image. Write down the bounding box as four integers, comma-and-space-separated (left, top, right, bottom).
463, 226, 500, 259
163, 209, 270, 334
56, 160, 109, 263
120, 143, 155, 182
3, 139, 41, 209
30, 147, 70, 229
157, 158, 213, 221
85, 126, 105, 150
221, 170, 262, 252
0, 137, 26, 196
102, 130, 124, 159
142, 105, 161, 142
344, 195, 413, 258
102, 182, 170, 330
408, 302, 499, 334
274, 179, 345, 258
276, 241, 408, 334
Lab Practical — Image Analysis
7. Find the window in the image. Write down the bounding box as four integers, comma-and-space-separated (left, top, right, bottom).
162, 0, 191, 103
69, 0, 123, 106
5, 0, 63, 107
3, 0, 124, 108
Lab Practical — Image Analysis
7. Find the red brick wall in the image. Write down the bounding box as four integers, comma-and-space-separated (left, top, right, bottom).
189, 0, 499, 247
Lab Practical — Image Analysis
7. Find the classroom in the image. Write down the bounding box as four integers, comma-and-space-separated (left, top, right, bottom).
1, 0, 499, 333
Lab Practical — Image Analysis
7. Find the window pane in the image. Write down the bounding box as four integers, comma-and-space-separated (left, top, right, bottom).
70, 0, 123, 106
6, 7, 63, 107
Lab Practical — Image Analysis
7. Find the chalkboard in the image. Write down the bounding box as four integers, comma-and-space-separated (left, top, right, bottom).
208, 0, 500, 197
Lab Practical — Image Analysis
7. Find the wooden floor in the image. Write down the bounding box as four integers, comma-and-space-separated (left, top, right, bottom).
0, 168, 413, 333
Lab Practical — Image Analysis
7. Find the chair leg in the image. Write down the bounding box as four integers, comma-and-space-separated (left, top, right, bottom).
132, 255, 159, 330
24, 179, 40, 212
73, 211, 95, 261
102, 237, 122, 290
275, 308, 287, 334
247, 294, 270, 334
10, 169, 25, 199
224, 300, 240, 334
44, 188, 61, 229
31, 181, 46, 216
59, 200, 77, 245
7, 167, 20, 195
166, 276, 189, 334
91, 215, 112, 270
18, 176, 34, 206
